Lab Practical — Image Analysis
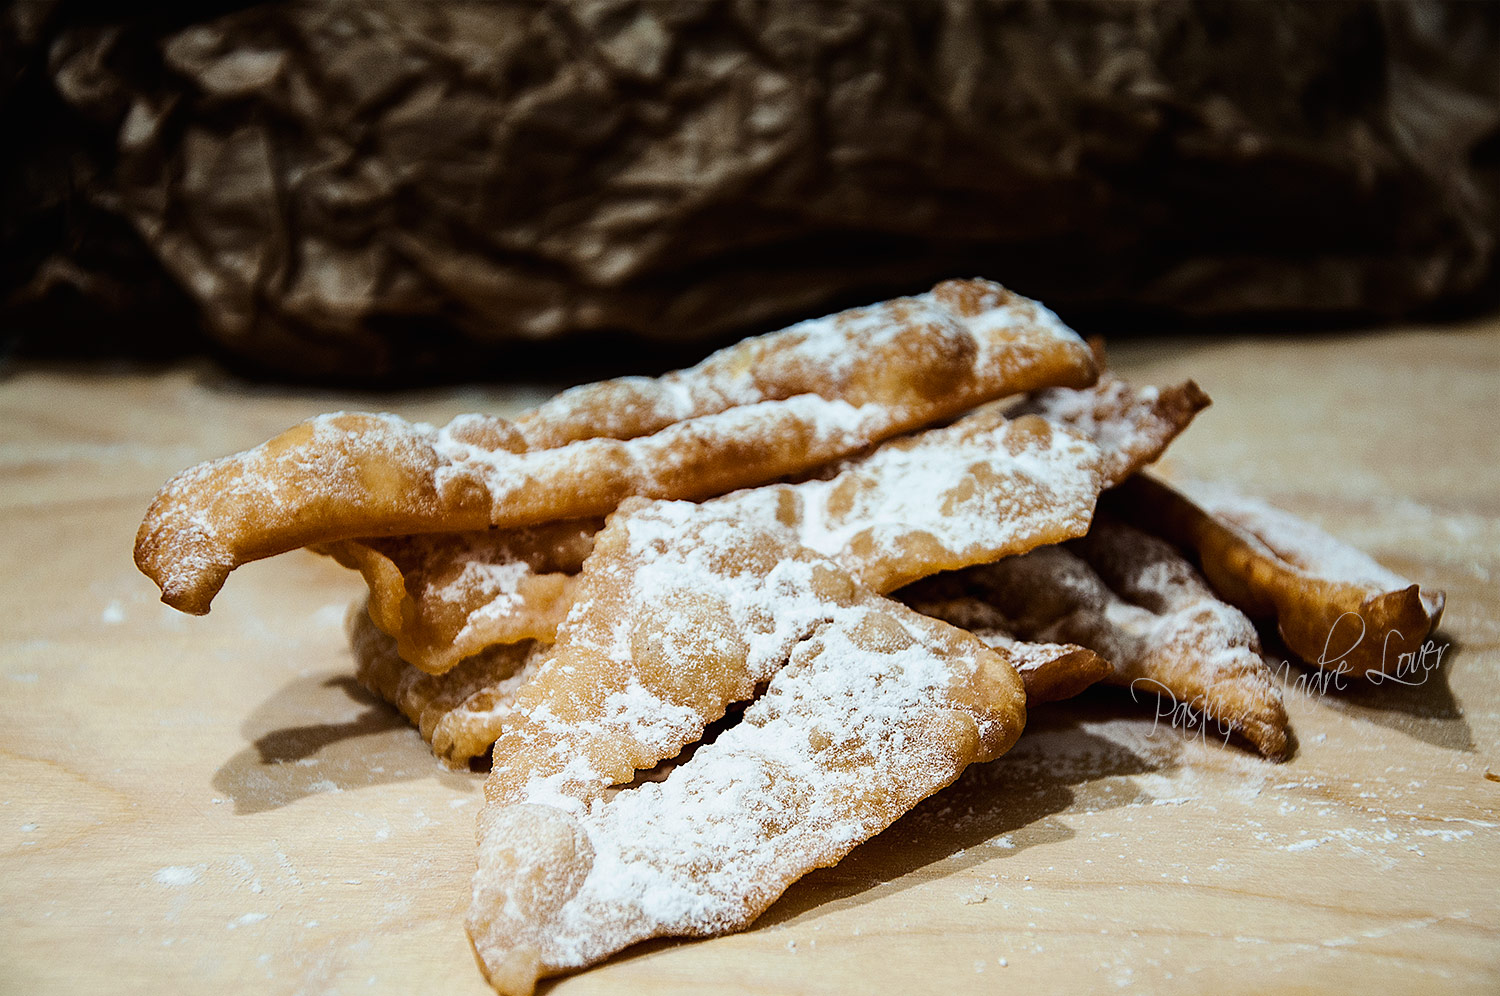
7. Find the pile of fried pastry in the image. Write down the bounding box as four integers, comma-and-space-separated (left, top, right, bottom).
135, 279, 1445, 995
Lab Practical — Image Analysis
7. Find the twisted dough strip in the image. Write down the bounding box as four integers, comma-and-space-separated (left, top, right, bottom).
1009, 345, 1210, 489
468, 586, 1028, 995
319, 518, 598, 674
896, 593, 1112, 704
907, 517, 1289, 758
348, 594, 1107, 769
1107, 475, 1446, 678
480, 410, 1101, 810
333, 363, 1205, 680
343, 369, 1207, 767
135, 279, 1095, 614
348, 603, 546, 768
513, 278, 1084, 447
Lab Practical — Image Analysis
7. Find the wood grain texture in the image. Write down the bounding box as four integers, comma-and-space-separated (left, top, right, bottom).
1, 321, 1497, 994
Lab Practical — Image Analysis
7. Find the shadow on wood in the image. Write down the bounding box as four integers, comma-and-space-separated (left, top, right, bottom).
212, 672, 479, 815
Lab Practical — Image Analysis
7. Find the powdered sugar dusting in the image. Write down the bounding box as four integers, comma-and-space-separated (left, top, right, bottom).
443, 559, 533, 638
485, 408, 1103, 804
154, 865, 202, 887
431, 395, 888, 523
929, 519, 1288, 757
139, 279, 1094, 614
512, 279, 1089, 450
1022, 380, 1158, 481
793, 414, 1100, 587
1014, 371, 1204, 488
445, 558, 530, 614
473, 597, 1020, 974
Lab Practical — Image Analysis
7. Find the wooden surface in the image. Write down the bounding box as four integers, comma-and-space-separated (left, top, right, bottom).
2, 319, 1497, 994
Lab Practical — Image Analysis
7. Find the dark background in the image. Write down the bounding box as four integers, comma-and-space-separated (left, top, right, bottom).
4, 0, 1498, 383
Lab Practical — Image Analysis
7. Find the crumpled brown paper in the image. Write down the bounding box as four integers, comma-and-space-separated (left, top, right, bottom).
8, 1, 1499, 378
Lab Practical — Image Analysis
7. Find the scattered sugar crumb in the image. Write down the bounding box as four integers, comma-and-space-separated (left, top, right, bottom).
228, 912, 268, 929
101, 601, 125, 624
154, 865, 201, 887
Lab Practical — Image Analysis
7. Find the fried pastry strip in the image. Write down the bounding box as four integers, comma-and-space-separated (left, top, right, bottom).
136, 279, 1096, 614
1108, 475, 1446, 677
345, 369, 1205, 766
346, 366, 1204, 677
512, 278, 1087, 447
900, 594, 1112, 704
349, 606, 545, 767
1009, 355, 1210, 488
908, 518, 1289, 758
349, 591, 1101, 769
320, 519, 598, 674
483, 410, 1101, 808
468, 596, 1027, 995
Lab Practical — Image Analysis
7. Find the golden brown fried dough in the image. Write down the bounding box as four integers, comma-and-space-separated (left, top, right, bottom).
352, 588, 1101, 770
1010, 362, 1210, 488
468, 403, 1102, 990
513, 278, 1089, 447
482, 410, 1103, 809
1108, 475, 1446, 678
468, 595, 1027, 995
321, 518, 597, 674
348, 606, 544, 768
908, 518, 1289, 758
900, 592, 1112, 704
356, 365, 1203, 675
130, 269, 1446, 996
344, 368, 1206, 766
136, 279, 1096, 614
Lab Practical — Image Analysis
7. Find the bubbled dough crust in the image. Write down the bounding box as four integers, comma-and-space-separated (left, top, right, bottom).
135, 279, 1096, 614
481, 410, 1103, 810
468, 569, 1027, 994
347, 367, 1209, 768
320, 518, 597, 674
913, 518, 1290, 759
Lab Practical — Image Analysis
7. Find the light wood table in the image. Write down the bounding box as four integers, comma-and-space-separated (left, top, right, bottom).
2, 319, 1497, 994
